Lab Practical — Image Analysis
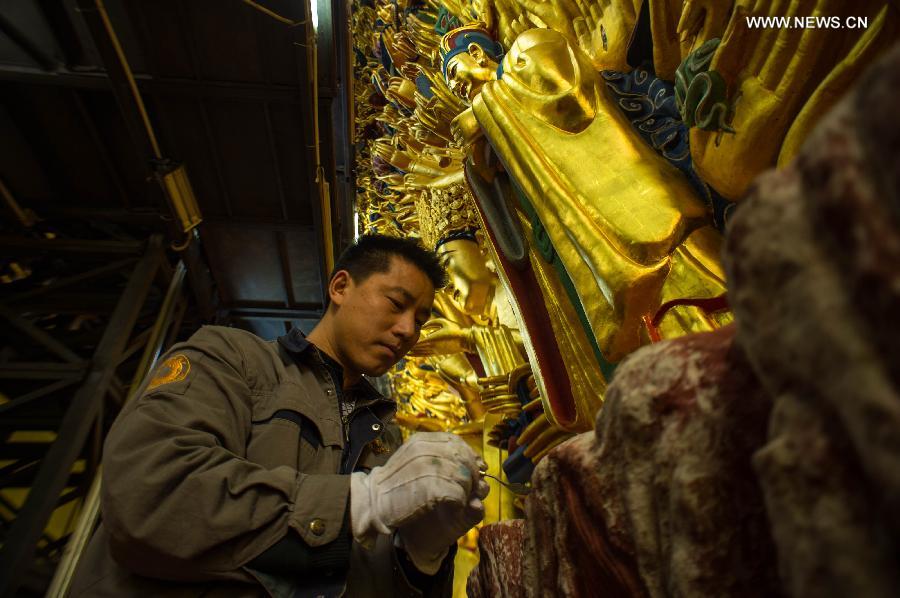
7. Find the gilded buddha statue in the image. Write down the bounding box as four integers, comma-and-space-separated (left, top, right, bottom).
365, 16, 579, 499
409, 176, 526, 401
410, 179, 526, 523
356, 9, 738, 443
441, 23, 732, 382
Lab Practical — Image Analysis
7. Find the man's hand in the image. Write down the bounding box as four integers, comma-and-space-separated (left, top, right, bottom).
396, 470, 490, 574
349, 432, 481, 548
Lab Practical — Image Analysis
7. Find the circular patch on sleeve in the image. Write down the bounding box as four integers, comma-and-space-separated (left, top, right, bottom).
147, 354, 191, 390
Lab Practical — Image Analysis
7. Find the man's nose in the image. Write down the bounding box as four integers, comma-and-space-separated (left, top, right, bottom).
392, 312, 416, 341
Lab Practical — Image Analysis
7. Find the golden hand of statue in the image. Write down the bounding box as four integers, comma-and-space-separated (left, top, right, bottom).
394, 131, 421, 155
518, 413, 575, 462
692, 0, 890, 200
375, 4, 394, 26
399, 61, 421, 82
394, 210, 419, 226
392, 194, 419, 214
408, 318, 474, 356
400, 173, 436, 190
377, 103, 403, 127
393, 31, 418, 63
433, 353, 480, 391
413, 108, 447, 142
493, 0, 538, 48
677, 0, 732, 52
515, 0, 583, 41
571, 0, 638, 71
364, 214, 402, 236
472, 0, 497, 31
451, 108, 485, 149
386, 77, 417, 109
405, 13, 441, 53
372, 139, 412, 171
393, 411, 448, 433
410, 123, 446, 147
417, 65, 467, 115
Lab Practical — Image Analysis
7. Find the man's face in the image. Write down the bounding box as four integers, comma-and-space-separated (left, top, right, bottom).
330, 256, 435, 378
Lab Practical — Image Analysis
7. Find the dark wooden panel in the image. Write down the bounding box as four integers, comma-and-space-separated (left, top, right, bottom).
251, 0, 303, 87
79, 88, 160, 209
124, 0, 195, 79
202, 225, 288, 305
184, 0, 264, 83
152, 95, 230, 218
205, 99, 283, 220
269, 102, 313, 224
283, 228, 323, 305
7, 85, 117, 208
0, 1, 64, 68
0, 0, 332, 357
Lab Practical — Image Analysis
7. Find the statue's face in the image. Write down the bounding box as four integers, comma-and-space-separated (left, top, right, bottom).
504, 28, 576, 95
437, 238, 496, 318
499, 28, 597, 133
445, 43, 498, 103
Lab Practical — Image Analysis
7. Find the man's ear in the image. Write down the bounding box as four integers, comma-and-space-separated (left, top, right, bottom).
329, 270, 353, 306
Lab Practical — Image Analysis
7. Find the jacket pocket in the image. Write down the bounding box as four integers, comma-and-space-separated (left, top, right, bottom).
248, 384, 341, 473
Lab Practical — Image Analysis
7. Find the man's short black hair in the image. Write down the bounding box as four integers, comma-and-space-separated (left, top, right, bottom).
330, 234, 448, 289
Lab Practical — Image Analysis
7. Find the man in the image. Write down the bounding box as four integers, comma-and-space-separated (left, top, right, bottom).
69, 234, 488, 597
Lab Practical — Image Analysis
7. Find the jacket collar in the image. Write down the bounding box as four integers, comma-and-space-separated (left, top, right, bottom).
277, 327, 390, 404
277, 326, 316, 354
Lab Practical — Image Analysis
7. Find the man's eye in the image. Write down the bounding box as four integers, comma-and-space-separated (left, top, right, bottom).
388, 297, 402, 310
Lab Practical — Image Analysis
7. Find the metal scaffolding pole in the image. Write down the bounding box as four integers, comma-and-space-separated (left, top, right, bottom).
45, 260, 186, 598
0, 236, 164, 597
0, 303, 86, 364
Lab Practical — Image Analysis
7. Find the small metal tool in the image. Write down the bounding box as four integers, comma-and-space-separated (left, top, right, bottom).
480, 471, 531, 495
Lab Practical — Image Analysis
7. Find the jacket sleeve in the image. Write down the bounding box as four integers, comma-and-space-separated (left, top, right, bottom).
101, 326, 350, 581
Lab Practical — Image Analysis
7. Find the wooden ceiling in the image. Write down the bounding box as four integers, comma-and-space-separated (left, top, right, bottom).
0, 0, 356, 339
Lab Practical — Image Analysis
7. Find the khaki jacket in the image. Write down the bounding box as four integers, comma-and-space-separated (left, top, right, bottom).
68, 326, 452, 597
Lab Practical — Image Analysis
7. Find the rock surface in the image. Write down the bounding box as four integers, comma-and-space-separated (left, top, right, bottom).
581, 325, 776, 598
472, 326, 779, 597
723, 43, 900, 598
524, 432, 645, 598
465, 519, 527, 598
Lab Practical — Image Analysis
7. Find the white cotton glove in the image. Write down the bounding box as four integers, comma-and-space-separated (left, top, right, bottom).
350, 432, 481, 548
396, 470, 490, 574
